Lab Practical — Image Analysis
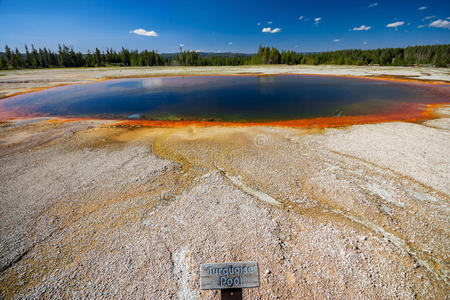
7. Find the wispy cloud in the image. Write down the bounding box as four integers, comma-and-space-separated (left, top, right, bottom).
179, 43, 184, 47
386, 21, 405, 29
314, 17, 322, 25
353, 25, 372, 31
422, 16, 435, 21
368, 2, 378, 8
262, 27, 281, 33
429, 19, 450, 29
228, 42, 233, 45
363, 41, 368, 45
333, 39, 341, 42
418, 6, 427, 11
257, 22, 261, 26
129, 28, 158, 37
298, 16, 304, 21
267, 21, 273, 24
417, 25, 425, 28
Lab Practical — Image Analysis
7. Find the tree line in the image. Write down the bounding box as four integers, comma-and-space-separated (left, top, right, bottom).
0, 43, 448, 70
276, 45, 449, 67
175, 47, 250, 66
0, 45, 169, 69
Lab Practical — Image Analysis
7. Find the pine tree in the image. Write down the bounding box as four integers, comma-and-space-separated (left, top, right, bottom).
39, 48, 48, 67
0, 54, 7, 70
120, 48, 130, 66
4, 45, 12, 67
31, 44, 39, 68
25, 45, 31, 67
94, 48, 103, 67
10, 48, 21, 68
85, 51, 94, 67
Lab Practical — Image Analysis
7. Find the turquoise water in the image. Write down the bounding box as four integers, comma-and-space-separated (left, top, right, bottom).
1, 75, 448, 121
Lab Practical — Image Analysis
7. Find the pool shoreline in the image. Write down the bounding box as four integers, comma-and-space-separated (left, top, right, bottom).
1, 103, 448, 130
1, 71, 449, 128
1, 72, 449, 101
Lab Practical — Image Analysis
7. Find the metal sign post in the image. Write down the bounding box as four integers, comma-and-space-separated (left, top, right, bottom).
221, 288, 243, 300
200, 262, 260, 300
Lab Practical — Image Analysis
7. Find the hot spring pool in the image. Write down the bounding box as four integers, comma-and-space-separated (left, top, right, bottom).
0, 75, 448, 122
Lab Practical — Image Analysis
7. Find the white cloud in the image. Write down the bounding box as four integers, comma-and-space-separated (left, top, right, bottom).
267, 21, 273, 24
418, 6, 427, 11
353, 25, 372, 31
386, 21, 405, 29
368, 2, 378, 8
429, 19, 450, 29
129, 28, 158, 37
298, 16, 304, 20
179, 43, 184, 47
363, 41, 368, 45
257, 22, 261, 26
447, 17, 450, 20
314, 17, 321, 25
262, 27, 281, 33
228, 42, 233, 45
422, 16, 435, 21
417, 25, 425, 28
333, 39, 341, 42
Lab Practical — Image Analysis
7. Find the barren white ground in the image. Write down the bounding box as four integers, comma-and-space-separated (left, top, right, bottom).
0, 105, 449, 298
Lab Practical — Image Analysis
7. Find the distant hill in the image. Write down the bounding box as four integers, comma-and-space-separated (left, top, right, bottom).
160, 52, 254, 59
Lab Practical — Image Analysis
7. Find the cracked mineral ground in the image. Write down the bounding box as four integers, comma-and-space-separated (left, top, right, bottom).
0, 105, 449, 299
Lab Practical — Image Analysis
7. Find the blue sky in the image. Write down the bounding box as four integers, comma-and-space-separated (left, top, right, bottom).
0, 0, 449, 53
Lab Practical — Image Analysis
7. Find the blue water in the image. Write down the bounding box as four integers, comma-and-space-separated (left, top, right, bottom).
1, 75, 448, 121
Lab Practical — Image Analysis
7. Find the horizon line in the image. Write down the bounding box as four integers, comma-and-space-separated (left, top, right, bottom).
1, 42, 449, 56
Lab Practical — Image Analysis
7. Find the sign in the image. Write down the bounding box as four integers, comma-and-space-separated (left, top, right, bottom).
200, 262, 260, 290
